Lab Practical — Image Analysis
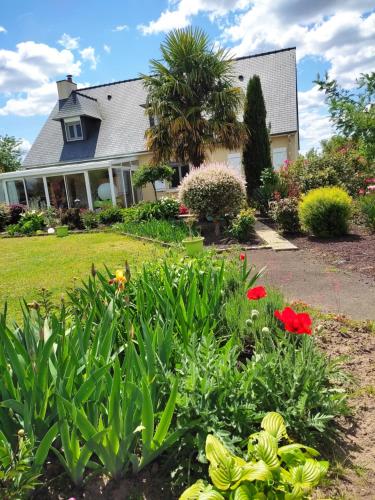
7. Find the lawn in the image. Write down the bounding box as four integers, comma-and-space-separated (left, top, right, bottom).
0, 232, 165, 320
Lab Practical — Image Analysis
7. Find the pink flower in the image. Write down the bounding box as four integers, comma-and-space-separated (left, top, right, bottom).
367, 185, 375, 192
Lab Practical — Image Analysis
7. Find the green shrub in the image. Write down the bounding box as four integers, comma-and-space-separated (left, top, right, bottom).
228, 208, 256, 242
179, 163, 246, 219
269, 197, 301, 233
7, 210, 45, 235
59, 208, 83, 229
81, 210, 99, 229
298, 187, 352, 237
288, 147, 374, 196
0, 204, 10, 231
359, 193, 375, 232
180, 412, 329, 500
134, 198, 180, 221
252, 167, 280, 214
98, 206, 123, 225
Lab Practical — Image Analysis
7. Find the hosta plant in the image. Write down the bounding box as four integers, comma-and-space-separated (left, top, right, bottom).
179, 412, 328, 499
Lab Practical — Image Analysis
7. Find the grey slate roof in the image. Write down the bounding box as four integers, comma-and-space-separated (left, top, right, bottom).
52, 92, 102, 121
23, 47, 298, 168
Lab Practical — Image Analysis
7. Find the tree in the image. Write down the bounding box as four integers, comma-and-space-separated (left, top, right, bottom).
142, 27, 245, 167
0, 135, 22, 173
132, 164, 174, 200
315, 72, 375, 162
242, 75, 272, 199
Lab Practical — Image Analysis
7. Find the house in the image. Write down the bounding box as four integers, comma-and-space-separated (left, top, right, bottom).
0, 47, 299, 209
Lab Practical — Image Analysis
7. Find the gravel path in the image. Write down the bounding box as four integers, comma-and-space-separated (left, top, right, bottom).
247, 248, 375, 320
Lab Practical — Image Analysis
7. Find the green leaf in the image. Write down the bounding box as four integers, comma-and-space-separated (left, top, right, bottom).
206, 435, 243, 490
141, 378, 154, 453
261, 412, 288, 441
33, 422, 59, 472
152, 378, 178, 448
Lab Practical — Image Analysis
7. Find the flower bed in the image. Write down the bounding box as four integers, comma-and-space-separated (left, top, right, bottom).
0, 252, 348, 498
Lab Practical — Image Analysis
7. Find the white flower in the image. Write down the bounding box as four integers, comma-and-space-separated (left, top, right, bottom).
251, 309, 259, 320
261, 327, 270, 334
246, 318, 253, 327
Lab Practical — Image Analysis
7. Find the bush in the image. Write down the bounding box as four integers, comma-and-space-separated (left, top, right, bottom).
7, 210, 45, 235
228, 208, 256, 242
0, 204, 10, 231
252, 167, 280, 214
359, 193, 375, 232
269, 197, 301, 233
81, 210, 99, 229
97, 206, 123, 225
298, 186, 352, 237
8, 203, 25, 224
179, 163, 246, 219
60, 208, 83, 229
288, 147, 374, 196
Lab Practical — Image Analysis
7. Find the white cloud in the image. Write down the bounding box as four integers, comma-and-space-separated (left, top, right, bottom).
113, 24, 129, 32
103, 44, 111, 54
138, 0, 245, 35
58, 33, 80, 50
0, 26, 6, 34
298, 86, 334, 153
0, 41, 81, 93
223, 2, 375, 88
80, 46, 99, 69
19, 138, 32, 158
0, 82, 57, 116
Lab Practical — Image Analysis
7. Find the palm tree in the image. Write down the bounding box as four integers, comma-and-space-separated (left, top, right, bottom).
142, 28, 246, 168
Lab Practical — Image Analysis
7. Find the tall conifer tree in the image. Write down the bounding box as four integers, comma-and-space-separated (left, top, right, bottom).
242, 75, 272, 199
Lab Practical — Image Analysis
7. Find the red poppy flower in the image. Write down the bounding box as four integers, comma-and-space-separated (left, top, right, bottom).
240, 252, 246, 261
247, 286, 267, 300
274, 307, 312, 335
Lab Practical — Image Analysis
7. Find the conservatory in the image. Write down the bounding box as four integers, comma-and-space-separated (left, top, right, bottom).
0, 158, 142, 210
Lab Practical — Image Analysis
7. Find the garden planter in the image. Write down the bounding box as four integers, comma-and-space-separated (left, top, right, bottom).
56, 225, 69, 237
182, 236, 204, 256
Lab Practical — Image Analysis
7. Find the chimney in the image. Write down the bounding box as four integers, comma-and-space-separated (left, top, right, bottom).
56, 74, 77, 100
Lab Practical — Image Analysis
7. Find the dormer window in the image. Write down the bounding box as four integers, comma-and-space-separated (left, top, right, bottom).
65, 117, 83, 141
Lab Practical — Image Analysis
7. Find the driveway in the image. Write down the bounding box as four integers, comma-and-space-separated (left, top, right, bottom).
247, 248, 375, 321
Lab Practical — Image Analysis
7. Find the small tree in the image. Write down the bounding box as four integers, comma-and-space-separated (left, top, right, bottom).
242, 75, 272, 199
315, 72, 375, 162
0, 135, 22, 173
132, 164, 174, 200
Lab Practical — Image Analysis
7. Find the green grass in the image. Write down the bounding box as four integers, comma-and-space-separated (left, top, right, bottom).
118, 219, 193, 243
0, 232, 165, 320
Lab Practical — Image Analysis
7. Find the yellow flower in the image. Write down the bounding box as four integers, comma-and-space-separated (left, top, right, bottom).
115, 269, 126, 282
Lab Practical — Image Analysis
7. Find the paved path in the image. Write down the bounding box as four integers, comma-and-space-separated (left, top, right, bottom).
247, 248, 375, 321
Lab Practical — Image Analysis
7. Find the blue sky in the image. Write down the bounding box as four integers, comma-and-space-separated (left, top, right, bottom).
0, 0, 374, 155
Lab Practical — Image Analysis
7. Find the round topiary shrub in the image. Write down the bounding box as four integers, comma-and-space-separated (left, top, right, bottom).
298, 186, 352, 237
178, 163, 246, 219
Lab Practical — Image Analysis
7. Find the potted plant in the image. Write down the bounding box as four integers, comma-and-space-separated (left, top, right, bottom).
55, 225, 69, 237
181, 214, 204, 256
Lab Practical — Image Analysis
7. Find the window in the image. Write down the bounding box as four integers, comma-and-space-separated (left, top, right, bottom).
170, 164, 189, 188
6, 180, 27, 205
89, 169, 112, 208
227, 153, 242, 177
65, 173, 88, 208
65, 119, 83, 141
47, 176, 68, 208
272, 147, 288, 170
0, 182, 6, 203
25, 177, 47, 209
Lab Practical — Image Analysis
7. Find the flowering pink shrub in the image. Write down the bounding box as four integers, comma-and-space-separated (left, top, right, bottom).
178, 163, 246, 218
